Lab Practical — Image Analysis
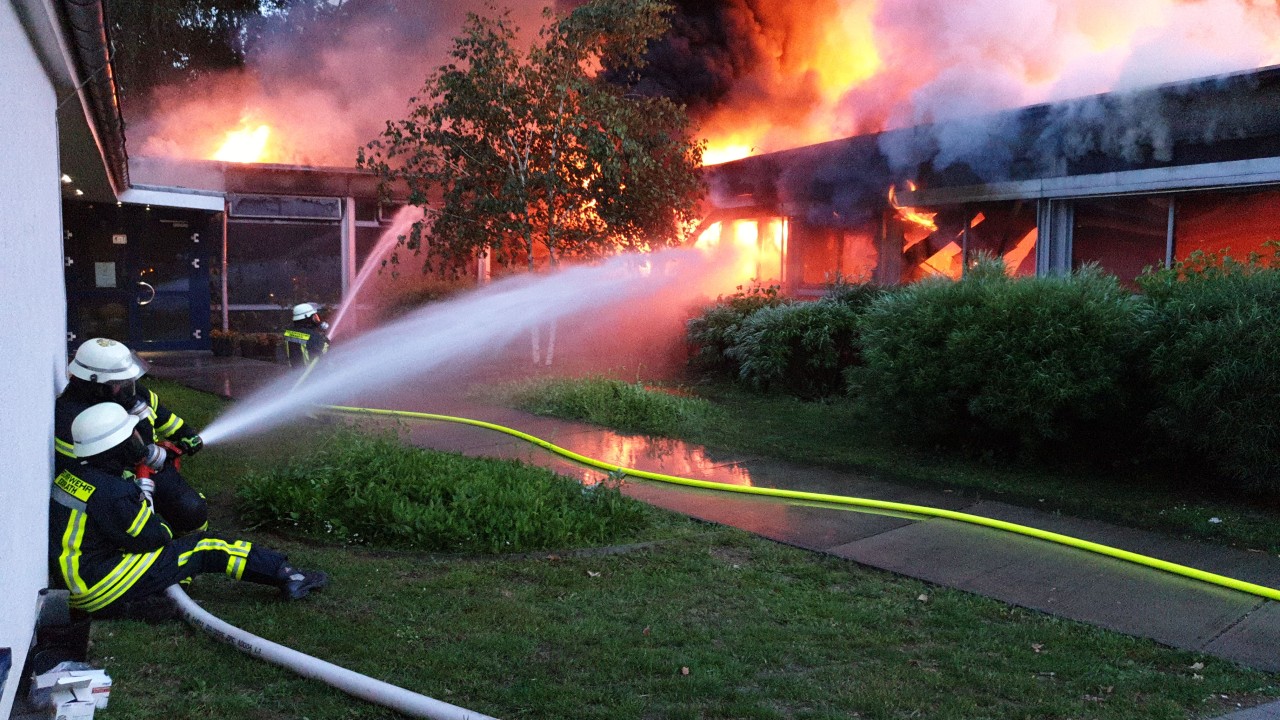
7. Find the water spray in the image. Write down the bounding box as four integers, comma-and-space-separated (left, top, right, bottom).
199, 246, 744, 447
328, 205, 425, 340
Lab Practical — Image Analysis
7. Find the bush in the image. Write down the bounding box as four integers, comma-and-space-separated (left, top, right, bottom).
821, 278, 886, 310
685, 284, 786, 378
238, 430, 652, 553
508, 376, 721, 437
1136, 246, 1280, 493
853, 260, 1144, 458
726, 299, 863, 398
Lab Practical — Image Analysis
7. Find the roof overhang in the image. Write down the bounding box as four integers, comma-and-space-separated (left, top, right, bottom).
903, 156, 1280, 206
11, 0, 126, 202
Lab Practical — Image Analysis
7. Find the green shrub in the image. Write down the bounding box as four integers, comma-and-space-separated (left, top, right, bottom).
821, 278, 887, 310
508, 376, 722, 437
853, 260, 1143, 458
685, 284, 786, 377
1136, 246, 1280, 493
238, 430, 652, 553
726, 299, 863, 398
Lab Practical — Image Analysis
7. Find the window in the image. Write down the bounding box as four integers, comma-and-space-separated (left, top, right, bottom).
226, 221, 342, 307
1174, 188, 1280, 263
1072, 196, 1169, 284
964, 201, 1038, 276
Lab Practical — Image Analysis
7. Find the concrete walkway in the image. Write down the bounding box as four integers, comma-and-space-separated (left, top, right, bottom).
145, 352, 1280, 714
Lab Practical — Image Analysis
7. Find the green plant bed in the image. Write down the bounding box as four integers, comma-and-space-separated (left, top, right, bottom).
237, 429, 656, 553
502, 375, 723, 437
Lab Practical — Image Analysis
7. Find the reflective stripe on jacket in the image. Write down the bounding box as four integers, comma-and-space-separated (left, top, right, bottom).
49, 466, 173, 612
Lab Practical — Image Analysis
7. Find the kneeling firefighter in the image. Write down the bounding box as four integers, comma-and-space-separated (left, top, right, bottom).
55, 338, 207, 535
49, 402, 328, 617
284, 302, 330, 370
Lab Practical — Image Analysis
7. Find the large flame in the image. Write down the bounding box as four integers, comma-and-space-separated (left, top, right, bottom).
125, 1, 1280, 169
694, 217, 786, 284
212, 121, 274, 163
701, 0, 1280, 165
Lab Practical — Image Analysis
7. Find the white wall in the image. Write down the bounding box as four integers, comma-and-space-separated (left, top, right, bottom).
0, 1, 67, 714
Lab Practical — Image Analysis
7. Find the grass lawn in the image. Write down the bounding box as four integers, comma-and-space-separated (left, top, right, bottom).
85, 380, 1279, 719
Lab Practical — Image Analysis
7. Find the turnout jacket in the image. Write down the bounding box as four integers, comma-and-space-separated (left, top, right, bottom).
48, 463, 174, 612
54, 381, 197, 468
283, 322, 330, 368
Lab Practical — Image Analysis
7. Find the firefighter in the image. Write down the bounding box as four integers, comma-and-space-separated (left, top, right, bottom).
49, 402, 327, 619
55, 338, 207, 535
284, 302, 331, 370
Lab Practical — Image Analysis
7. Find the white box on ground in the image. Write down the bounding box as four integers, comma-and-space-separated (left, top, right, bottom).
48, 676, 95, 719
33, 661, 113, 715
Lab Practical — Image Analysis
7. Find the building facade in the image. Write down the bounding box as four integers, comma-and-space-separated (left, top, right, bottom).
700, 65, 1280, 294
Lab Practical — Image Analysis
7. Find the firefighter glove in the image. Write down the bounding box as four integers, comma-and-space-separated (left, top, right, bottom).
178, 435, 204, 456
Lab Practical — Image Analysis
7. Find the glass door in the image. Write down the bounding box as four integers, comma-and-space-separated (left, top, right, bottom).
65, 202, 216, 352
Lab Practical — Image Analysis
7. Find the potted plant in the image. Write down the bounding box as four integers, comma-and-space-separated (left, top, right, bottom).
210, 329, 237, 357
242, 332, 281, 362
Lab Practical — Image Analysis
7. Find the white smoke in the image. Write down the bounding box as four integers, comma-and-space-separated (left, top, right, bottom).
132, 1, 552, 166
869, 0, 1280, 177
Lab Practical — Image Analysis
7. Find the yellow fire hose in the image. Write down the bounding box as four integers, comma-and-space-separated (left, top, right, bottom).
325, 405, 1280, 603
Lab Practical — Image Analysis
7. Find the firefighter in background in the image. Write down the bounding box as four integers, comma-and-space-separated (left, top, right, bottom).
50, 402, 327, 618
55, 338, 207, 535
284, 302, 331, 370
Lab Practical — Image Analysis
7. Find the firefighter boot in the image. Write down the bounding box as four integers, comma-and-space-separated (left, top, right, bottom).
275, 564, 329, 600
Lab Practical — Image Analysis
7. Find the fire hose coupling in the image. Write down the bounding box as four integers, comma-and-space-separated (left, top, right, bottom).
132, 463, 156, 503
142, 442, 167, 472
127, 397, 151, 420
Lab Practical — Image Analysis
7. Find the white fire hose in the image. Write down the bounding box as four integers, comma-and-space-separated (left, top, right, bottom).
165, 585, 499, 720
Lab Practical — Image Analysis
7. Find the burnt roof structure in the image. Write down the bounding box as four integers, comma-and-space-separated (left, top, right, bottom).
703, 63, 1280, 219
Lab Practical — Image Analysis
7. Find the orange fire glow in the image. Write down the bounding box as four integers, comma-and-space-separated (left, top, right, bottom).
699, 0, 1280, 166
695, 217, 786, 284
212, 122, 273, 163
889, 182, 938, 253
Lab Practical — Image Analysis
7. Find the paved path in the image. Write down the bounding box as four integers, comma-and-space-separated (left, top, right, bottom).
145, 353, 1280, 717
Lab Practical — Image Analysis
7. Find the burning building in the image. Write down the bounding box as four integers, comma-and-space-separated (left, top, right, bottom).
58, 0, 1280, 352
698, 63, 1280, 293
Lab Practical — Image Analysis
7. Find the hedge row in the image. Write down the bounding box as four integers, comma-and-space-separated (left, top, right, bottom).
686, 251, 1280, 493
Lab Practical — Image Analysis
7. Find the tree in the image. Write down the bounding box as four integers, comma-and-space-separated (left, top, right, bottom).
105, 0, 350, 113
358, 0, 705, 274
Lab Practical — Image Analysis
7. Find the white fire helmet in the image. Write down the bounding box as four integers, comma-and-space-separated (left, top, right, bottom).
292, 302, 321, 321
68, 338, 148, 383
71, 402, 140, 458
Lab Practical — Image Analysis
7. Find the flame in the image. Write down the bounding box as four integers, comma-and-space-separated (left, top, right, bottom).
1003, 228, 1038, 276
919, 241, 962, 280
702, 144, 755, 166
698, 0, 1280, 164
212, 122, 273, 163
888, 182, 938, 252
695, 217, 786, 285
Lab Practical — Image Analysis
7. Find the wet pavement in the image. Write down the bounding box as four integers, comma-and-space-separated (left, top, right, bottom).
145, 352, 1280, 697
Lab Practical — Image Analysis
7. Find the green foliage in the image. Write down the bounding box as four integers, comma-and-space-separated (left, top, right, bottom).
685, 284, 786, 377
726, 299, 863, 398
237, 430, 652, 553
854, 260, 1143, 458
359, 0, 704, 273
1136, 245, 1280, 493
106, 0, 284, 100
507, 376, 722, 437
821, 276, 887, 310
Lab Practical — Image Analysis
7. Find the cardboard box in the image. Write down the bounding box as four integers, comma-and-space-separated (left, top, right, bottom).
32, 662, 113, 717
